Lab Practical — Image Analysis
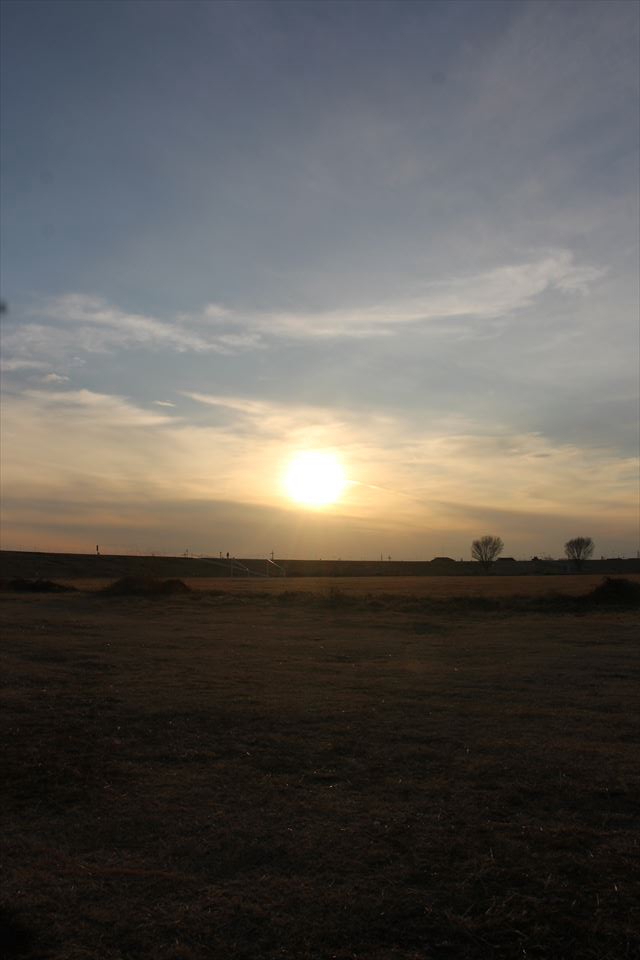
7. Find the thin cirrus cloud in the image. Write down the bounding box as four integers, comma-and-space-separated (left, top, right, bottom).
236, 250, 603, 339
182, 392, 340, 426
16, 388, 176, 427
182, 390, 355, 449
2, 386, 635, 556
181, 391, 635, 528
0, 249, 602, 374
0, 358, 51, 372
1, 294, 264, 367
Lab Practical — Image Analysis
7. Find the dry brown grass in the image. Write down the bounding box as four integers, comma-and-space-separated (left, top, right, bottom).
54, 572, 640, 597
1, 582, 638, 959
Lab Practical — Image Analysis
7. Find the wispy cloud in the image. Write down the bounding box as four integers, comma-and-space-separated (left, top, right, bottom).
182, 391, 351, 442
1, 294, 265, 368
0, 358, 50, 372
43, 295, 225, 352
20, 388, 176, 427
206, 250, 602, 339
0, 250, 602, 378
2, 385, 636, 556
181, 391, 635, 528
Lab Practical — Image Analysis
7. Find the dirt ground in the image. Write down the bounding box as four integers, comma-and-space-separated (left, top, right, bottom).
1, 581, 639, 959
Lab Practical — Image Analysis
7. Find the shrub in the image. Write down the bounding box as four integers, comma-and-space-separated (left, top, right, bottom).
583, 577, 640, 608
1, 578, 76, 593
101, 577, 191, 596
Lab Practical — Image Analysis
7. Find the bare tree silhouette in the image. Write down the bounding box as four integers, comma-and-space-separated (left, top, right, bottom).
564, 537, 594, 571
471, 535, 504, 571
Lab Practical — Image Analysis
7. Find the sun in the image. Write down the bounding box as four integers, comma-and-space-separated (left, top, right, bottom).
284, 451, 347, 507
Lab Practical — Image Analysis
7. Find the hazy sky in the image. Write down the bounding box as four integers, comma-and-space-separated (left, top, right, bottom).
1, 0, 638, 559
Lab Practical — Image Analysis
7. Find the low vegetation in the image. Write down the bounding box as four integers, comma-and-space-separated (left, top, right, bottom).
0, 578, 77, 593
100, 576, 192, 597
1, 577, 638, 959
4, 575, 639, 611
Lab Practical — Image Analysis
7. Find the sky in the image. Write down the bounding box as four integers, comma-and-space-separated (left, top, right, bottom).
1, 0, 639, 560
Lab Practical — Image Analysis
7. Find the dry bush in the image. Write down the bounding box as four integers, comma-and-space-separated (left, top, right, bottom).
583, 577, 640, 608
100, 577, 191, 597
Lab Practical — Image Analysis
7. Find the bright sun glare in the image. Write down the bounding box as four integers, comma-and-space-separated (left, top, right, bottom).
284, 451, 347, 507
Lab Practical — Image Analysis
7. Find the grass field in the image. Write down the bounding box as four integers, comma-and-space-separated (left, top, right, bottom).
1, 577, 639, 959
46, 573, 640, 597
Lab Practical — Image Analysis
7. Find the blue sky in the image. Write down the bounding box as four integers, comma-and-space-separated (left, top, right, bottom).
1, 0, 638, 558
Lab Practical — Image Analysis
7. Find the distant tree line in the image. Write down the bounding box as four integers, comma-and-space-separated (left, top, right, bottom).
470, 535, 595, 572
